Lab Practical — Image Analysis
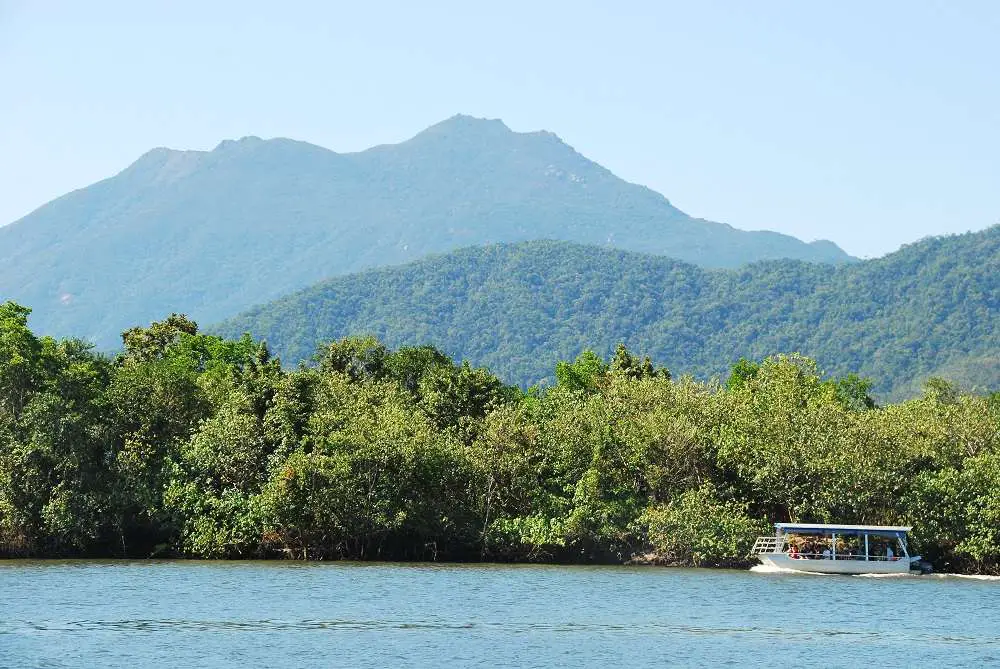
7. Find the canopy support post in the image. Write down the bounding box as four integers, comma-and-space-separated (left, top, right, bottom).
864, 533, 869, 561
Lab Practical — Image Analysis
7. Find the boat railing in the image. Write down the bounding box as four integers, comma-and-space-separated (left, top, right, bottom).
785, 552, 904, 561
751, 535, 785, 555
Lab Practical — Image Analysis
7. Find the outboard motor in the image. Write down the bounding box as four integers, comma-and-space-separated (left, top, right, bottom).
912, 559, 933, 575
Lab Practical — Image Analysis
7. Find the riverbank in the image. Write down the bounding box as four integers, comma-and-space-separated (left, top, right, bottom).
4, 552, 996, 576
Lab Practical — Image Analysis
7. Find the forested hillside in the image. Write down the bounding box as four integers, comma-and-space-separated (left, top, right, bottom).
0, 115, 850, 348
3, 303, 999, 573
216, 227, 1000, 399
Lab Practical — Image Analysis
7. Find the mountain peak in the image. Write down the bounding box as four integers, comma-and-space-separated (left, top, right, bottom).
120, 146, 205, 183
439, 113, 511, 131
410, 114, 518, 144
213, 136, 266, 152
417, 115, 570, 145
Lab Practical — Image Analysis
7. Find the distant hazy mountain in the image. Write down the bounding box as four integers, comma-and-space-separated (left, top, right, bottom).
214, 227, 1000, 400
0, 115, 851, 347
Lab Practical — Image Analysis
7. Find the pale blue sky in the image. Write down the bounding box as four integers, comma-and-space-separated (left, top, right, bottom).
1, 0, 997, 257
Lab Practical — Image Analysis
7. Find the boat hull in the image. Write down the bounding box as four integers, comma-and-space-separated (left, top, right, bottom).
759, 553, 915, 575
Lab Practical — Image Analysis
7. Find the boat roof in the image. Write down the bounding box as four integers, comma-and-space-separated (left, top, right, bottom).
776, 523, 911, 534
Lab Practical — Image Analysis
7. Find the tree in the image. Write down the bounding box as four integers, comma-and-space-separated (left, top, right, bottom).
318, 336, 388, 382
642, 484, 767, 566
555, 350, 608, 393
923, 377, 959, 405
0, 335, 113, 555
0, 302, 43, 422
828, 373, 876, 411
384, 345, 453, 394
121, 314, 199, 362
609, 342, 667, 381
725, 358, 760, 393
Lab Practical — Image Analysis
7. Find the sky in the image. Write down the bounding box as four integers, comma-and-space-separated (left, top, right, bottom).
1, 1, 997, 258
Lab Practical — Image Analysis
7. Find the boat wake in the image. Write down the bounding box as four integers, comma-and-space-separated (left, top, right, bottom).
755, 567, 1000, 581
927, 573, 1000, 581
749, 564, 832, 576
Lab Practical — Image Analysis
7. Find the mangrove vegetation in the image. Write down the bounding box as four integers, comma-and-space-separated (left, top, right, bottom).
2, 301, 999, 573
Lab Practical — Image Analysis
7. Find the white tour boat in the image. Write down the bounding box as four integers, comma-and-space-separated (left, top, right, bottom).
752, 523, 932, 575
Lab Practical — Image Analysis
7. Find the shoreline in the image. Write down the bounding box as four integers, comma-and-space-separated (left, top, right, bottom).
3, 555, 997, 577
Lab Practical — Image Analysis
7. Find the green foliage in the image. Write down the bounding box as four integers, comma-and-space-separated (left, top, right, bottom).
4, 303, 1000, 574
0, 302, 43, 423
609, 342, 666, 382
258, 376, 479, 560
122, 314, 198, 362
827, 373, 876, 411
725, 358, 760, 393
0, 329, 113, 555
643, 484, 768, 567
217, 227, 1000, 400
555, 350, 608, 393
318, 336, 388, 382
922, 377, 960, 405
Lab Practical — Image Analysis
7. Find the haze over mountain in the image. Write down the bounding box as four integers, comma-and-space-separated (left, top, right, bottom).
0, 115, 850, 348
215, 227, 1000, 400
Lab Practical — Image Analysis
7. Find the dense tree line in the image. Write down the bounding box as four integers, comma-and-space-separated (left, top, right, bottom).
3, 302, 1000, 573
216, 227, 1000, 400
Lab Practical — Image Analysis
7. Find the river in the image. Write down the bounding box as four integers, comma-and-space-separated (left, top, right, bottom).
2, 561, 997, 667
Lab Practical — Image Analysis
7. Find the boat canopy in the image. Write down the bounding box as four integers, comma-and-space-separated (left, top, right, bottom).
775, 523, 911, 537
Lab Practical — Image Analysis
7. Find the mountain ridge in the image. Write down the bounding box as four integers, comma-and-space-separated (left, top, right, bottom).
1, 114, 852, 347
213, 226, 1000, 400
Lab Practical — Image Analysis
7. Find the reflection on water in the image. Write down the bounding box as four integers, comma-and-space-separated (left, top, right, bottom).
2, 561, 998, 668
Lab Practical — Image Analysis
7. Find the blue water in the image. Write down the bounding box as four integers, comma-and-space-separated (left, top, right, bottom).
1, 561, 997, 668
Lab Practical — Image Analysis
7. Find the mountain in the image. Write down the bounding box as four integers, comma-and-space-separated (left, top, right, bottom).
0, 115, 851, 348
214, 227, 1000, 399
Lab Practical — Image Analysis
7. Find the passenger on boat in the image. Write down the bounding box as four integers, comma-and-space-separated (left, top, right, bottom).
788, 545, 800, 559
821, 548, 831, 559
886, 546, 895, 561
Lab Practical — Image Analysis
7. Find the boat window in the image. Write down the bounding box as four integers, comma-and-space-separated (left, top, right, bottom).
781, 531, 909, 561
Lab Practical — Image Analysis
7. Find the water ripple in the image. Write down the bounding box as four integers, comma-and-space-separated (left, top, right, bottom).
3, 563, 998, 667
0, 618, 992, 647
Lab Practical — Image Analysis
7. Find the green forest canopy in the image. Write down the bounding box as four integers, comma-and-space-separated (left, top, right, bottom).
216, 226, 1000, 400
3, 302, 1000, 573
